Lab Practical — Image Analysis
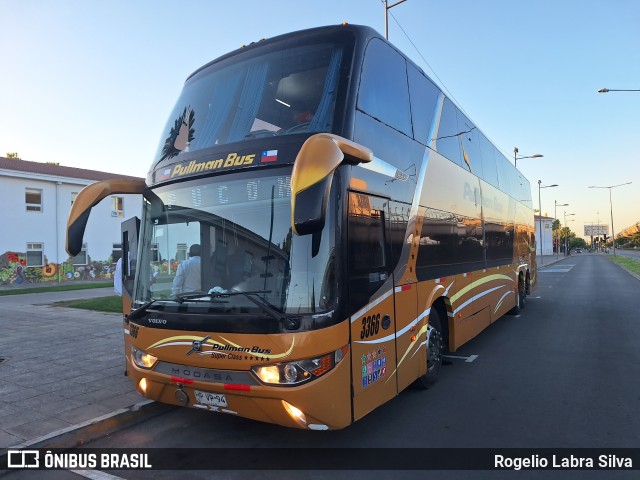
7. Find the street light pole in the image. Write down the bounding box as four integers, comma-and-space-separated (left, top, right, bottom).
563, 212, 575, 256
589, 182, 632, 256
384, 0, 408, 39
597, 88, 640, 93
554, 201, 569, 258
514, 147, 543, 169
538, 181, 558, 264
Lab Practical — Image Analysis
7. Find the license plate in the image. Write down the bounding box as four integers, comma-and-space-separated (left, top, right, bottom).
194, 390, 228, 407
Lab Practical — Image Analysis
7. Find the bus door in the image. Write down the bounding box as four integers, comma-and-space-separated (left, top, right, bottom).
121, 216, 140, 313
348, 192, 397, 421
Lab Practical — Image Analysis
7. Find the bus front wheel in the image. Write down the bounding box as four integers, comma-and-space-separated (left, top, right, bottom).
414, 308, 444, 389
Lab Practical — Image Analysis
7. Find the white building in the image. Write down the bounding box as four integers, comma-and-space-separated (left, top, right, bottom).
534, 215, 555, 256
0, 157, 143, 284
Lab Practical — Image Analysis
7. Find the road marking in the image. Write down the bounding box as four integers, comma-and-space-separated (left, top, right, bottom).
71, 470, 126, 480
539, 269, 572, 273
443, 354, 478, 363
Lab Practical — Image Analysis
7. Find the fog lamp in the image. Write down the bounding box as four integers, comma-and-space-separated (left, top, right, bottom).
282, 400, 307, 426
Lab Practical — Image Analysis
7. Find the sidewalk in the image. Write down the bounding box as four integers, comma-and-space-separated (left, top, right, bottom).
537, 254, 568, 267
0, 289, 170, 454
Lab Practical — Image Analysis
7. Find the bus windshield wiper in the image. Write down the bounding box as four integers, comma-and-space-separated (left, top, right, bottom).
127, 297, 176, 321
211, 290, 301, 329
127, 292, 225, 321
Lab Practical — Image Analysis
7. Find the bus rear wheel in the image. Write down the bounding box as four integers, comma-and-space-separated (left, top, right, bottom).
413, 308, 444, 389
508, 277, 526, 315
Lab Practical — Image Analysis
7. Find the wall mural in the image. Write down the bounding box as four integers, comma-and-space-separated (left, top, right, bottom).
0, 252, 116, 285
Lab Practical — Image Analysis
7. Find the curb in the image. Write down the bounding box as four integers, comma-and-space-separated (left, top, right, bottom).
0, 400, 174, 461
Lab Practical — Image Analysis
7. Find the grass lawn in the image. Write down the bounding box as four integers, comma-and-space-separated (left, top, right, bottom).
0, 282, 113, 296
55, 295, 123, 313
608, 255, 640, 277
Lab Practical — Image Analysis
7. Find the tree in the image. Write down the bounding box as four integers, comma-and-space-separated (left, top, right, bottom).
558, 226, 575, 252
552, 219, 561, 252
6, 152, 21, 159
569, 237, 587, 249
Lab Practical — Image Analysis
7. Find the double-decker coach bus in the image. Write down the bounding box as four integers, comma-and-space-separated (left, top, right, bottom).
67, 23, 536, 430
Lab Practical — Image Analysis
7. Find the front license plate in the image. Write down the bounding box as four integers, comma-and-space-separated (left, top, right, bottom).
194, 390, 228, 407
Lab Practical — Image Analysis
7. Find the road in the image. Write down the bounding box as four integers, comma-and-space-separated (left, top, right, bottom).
5, 254, 640, 479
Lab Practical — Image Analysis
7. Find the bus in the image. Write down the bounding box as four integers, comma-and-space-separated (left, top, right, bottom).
67, 23, 536, 430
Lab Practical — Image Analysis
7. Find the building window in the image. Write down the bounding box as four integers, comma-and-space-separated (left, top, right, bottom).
27, 243, 44, 266
26, 188, 43, 212
70, 243, 88, 265
112, 243, 123, 262
111, 196, 124, 217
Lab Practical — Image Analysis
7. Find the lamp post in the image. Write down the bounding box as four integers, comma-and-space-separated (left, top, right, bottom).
563, 212, 575, 256
588, 182, 632, 256
514, 147, 544, 169
538, 180, 558, 263
597, 88, 640, 93
554, 201, 569, 258
384, 0, 407, 39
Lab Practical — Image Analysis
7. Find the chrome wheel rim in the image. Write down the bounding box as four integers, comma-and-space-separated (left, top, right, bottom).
426, 323, 443, 372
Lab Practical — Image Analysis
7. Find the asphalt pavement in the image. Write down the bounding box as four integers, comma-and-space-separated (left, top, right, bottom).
0, 253, 615, 455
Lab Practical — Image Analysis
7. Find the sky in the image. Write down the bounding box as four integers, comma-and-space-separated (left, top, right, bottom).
1, 0, 639, 239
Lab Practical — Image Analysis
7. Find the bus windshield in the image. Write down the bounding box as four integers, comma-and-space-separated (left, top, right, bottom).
133, 170, 337, 316
154, 40, 345, 163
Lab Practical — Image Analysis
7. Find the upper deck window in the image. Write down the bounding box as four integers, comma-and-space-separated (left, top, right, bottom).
357, 39, 412, 137
154, 41, 346, 163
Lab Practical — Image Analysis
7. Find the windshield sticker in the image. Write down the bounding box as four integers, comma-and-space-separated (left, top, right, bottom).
160, 106, 195, 161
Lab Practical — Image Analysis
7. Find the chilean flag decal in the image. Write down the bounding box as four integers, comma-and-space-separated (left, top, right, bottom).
261, 150, 278, 163
158, 168, 172, 181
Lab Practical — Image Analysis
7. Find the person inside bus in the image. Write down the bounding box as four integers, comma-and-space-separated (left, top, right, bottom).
227, 241, 245, 288
172, 244, 201, 294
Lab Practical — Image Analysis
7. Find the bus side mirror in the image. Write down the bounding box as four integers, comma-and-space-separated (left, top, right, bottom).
66, 179, 146, 256
291, 134, 372, 236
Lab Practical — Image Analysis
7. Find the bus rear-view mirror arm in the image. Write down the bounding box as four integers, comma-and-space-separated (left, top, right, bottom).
66, 178, 146, 256
291, 133, 373, 236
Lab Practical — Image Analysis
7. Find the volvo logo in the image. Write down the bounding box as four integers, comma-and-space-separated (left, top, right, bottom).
148, 318, 167, 324
186, 336, 211, 355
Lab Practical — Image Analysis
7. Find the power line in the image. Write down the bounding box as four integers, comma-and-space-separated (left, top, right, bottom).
383, 3, 515, 163
386, 9, 462, 112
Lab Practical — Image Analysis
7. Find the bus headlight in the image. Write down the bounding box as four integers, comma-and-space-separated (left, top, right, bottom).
252, 346, 348, 386
131, 345, 158, 369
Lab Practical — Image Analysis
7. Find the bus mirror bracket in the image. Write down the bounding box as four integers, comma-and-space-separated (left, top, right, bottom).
66, 178, 146, 256
291, 134, 372, 236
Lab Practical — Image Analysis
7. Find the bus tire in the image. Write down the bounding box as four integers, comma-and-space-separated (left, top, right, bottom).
413, 308, 444, 389
508, 277, 526, 315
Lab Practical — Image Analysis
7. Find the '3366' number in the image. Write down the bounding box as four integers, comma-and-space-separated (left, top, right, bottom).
360, 313, 381, 339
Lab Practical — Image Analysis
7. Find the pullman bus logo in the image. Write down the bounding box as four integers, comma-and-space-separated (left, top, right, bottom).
186, 336, 211, 355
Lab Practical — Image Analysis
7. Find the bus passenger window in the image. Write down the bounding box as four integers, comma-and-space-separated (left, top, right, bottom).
435, 98, 463, 167
407, 64, 440, 145
357, 39, 412, 137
